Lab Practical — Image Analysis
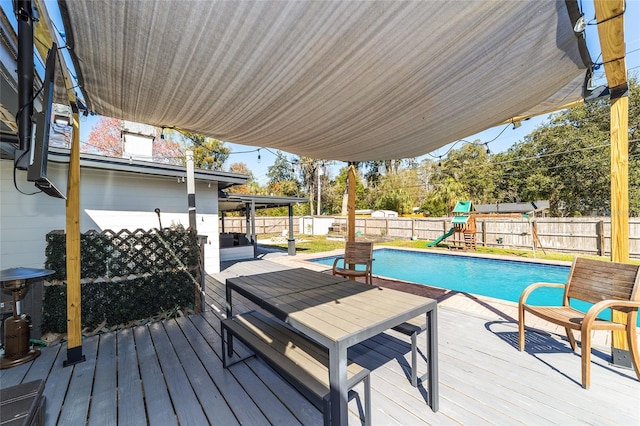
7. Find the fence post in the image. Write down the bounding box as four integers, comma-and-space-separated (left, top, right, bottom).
481, 220, 487, 247
597, 220, 605, 256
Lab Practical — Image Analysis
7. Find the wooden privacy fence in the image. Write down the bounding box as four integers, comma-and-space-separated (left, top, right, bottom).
220, 216, 299, 235
221, 216, 640, 258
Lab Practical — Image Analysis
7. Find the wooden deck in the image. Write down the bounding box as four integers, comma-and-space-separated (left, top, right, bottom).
2, 257, 639, 425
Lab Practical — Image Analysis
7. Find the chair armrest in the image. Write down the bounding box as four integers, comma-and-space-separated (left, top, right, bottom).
583, 299, 640, 326
519, 282, 565, 306
332, 256, 345, 270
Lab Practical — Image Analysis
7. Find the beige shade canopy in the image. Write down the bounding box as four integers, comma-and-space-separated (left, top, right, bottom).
58, 0, 589, 161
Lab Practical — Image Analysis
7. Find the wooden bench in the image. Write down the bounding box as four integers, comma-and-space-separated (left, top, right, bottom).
392, 316, 428, 387
0, 380, 45, 426
221, 310, 371, 425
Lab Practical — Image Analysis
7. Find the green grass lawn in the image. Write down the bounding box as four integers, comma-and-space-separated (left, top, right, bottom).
260, 234, 640, 264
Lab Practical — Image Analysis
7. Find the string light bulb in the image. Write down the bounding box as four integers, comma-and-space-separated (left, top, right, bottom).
160, 127, 165, 139
485, 143, 491, 154
257, 149, 261, 163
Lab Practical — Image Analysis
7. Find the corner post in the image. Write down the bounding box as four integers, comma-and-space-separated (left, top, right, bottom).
64, 108, 85, 366
594, 0, 630, 367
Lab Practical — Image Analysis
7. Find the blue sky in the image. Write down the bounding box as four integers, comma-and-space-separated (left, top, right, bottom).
2, 0, 639, 185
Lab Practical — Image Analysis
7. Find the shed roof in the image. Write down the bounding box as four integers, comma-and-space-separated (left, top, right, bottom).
475, 201, 550, 214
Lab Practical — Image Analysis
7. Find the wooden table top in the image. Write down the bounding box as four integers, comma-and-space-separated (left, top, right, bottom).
227, 268, 437, 345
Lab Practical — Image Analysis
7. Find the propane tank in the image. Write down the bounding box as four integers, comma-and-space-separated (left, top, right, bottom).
3, 314, 31, 359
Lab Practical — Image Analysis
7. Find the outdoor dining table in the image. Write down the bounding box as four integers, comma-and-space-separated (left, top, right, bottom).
226, 268, 439, 425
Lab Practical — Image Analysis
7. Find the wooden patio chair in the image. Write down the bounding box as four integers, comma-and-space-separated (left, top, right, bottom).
332, 241, 374, 284
518, 257, 640, 389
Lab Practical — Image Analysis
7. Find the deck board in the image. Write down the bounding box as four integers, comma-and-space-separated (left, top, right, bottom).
21, 343, 59, 383
89, 332, 117, 426
1, 256, 638, 425
184, 313, 272, 425
147, 322, 210, 425
57, 337, 98, 426
133, 325, 177, 426
116, 328, 146, 426
41, 347, 73, 426
164, 318, 240, 425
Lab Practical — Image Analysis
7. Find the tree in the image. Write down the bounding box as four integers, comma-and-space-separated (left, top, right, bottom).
227, 162, 259, 194
364, 168, 422, 214
496, 100, 614, 215
153, 128, 183, 165
267, 151, 300, 197
439, 143, 497, 204
296, 156, 319, 214
178, 131, 230, 170
82, 117, 123, 156
422, 177, 468, 215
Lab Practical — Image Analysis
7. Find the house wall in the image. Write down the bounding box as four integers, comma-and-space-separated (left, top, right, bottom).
1, 159, 222, 274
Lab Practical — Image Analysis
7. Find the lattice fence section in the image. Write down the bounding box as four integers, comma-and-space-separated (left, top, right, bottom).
42, 227, 200, 336
46, 227, 199, 280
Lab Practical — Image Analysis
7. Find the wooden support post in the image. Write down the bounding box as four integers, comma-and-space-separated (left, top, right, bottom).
609, 94, 629, 263
609, 93, 630, 365
596, 220, 605, 257
64, 111, 85, 366
594, 0, 630, 366
32, 1, 86, 365
347, 164, 356, 243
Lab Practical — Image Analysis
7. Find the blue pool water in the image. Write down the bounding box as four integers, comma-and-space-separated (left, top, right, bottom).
311, 249, 603, 316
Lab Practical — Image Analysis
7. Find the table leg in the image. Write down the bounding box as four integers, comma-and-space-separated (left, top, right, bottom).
225, 283, 233, 357
225, 283, 233, 318
427, 308, 439, 412
328, 343, 349, 425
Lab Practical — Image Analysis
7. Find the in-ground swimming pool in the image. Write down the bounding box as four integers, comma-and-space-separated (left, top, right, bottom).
311, 248, 604, 315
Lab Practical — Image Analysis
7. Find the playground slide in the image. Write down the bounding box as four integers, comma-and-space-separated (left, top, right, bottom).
426, 227, 455, 247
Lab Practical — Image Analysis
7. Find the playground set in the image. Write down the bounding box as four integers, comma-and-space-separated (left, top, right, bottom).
427, 201, 545, 254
